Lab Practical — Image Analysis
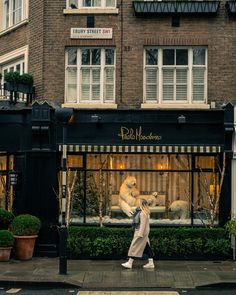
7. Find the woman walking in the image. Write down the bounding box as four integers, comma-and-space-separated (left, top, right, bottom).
121, 199, 155, 269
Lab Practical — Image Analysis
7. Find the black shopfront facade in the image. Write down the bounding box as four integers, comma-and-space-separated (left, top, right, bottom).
0, 102, 234, 254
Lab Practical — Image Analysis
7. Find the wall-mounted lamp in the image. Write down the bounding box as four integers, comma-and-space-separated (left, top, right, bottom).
177, 115, 186, 124
91, 114, 101, 123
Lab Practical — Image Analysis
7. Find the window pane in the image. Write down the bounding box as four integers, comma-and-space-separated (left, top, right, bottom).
69, 0, 78, 8
193, 85, 204, 101
106, 0, 116, 6
176, 68, 187, 84
146, 85, 157, 100
176, 85, 187, 100
193, 68, 204, 84
81, 85, 90, 99
193, 48, 205, 65
81, 68, 90, 83
83, 0, 91, 6
146, 49, 158, 65
82, 49, 90, 65
163, 86, 174, 100
92, 69, 100, 83
92, 85, 100, 99
67, 48, 77, 65
176, 49, 188, 65
163, 49, 174, 65
163, 68, 174, 84
92, 49, 101, 65
105, 49, 114, 65
146, 69, 157, 100
105, 68, 114, 84
66, 67, 77, 102
105, 85, 114, 100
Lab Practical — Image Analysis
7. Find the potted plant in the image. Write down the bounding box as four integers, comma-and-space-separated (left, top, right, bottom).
225, 218, 236, 260
0, 208, 14, 229
11, 214, 41, 260
3, 71, 21, 91
0, 230, 14, 262
18, 73, 34, 94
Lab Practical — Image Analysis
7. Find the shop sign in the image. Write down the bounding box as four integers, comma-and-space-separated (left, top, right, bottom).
118, 126, 162, 141
70, 28, 112, 39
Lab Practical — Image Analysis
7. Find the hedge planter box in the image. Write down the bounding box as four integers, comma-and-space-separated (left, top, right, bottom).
67, 226, 231, 260
17, 83, 35, 94
4, 82, 18, 92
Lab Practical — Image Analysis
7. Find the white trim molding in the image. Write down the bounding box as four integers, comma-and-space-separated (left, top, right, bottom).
141, 103, 210, 109
0, 45, 29, 72
62, 103, 117, 109
63, 8, 118, 14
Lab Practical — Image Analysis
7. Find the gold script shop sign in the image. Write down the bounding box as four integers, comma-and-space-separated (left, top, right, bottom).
118, 126, 162, 141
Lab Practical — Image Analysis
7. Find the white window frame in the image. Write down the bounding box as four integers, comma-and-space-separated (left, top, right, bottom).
66, 0, 116, 9
65, 47, 116, 105
0, 45, 28, 83
1, 0, 28, 32
64, 0, 118, 14
143, 47, 208, 106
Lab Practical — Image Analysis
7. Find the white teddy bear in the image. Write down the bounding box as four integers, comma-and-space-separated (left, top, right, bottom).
118, 176, 159, 217
169, 200, 189, 219
119, 176, 139, 217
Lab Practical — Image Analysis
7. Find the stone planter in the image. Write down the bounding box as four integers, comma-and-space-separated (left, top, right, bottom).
0, 247, 12, 262
14, 235, 38, 261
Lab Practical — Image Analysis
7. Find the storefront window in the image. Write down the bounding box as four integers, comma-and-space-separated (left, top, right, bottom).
0, 154, 14, 210
66, 153, 220, 226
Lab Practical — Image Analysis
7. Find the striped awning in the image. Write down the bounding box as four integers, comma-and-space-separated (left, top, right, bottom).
58, 144, 222, 154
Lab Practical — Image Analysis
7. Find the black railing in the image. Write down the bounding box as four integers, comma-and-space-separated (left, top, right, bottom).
0, 83, 35, 105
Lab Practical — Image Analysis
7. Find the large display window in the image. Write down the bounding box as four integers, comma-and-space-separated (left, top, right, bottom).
64, 153, 222, 226
0, 154, 14, 210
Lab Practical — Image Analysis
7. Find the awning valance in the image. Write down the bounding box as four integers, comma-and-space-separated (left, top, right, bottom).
59, 144, 222, 154
133, 1, 220, 16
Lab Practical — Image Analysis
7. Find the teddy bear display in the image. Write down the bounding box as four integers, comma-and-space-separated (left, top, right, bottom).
118, 176, 139, 217
118, 176, 159, 217
169, 200, 189, 219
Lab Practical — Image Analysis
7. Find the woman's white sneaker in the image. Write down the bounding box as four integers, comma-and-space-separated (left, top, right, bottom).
121, 261, 132, 269
143, 262, 155, 269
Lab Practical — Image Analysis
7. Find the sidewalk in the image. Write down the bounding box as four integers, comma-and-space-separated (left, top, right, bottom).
0, 258, 236, 289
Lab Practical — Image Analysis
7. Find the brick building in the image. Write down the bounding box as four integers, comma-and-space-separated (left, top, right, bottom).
0, 1, 235, 253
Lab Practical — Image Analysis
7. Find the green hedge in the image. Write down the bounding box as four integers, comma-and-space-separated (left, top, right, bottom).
67, 227, 231, 260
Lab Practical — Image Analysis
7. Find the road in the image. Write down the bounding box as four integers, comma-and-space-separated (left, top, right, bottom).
0, 288, 236, 295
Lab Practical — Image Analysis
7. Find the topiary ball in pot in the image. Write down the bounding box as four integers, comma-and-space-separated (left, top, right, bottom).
0, 208, 14, 229
11, 214, 41, 236
0, 230, 14, 247
0, 230, 14, 262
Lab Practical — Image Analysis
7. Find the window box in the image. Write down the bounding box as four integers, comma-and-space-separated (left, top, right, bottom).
4, 82, 18, 92
133, 1, 220, 16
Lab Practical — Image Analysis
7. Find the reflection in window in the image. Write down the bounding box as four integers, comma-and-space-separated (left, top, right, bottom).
0, 154, 14, 211
66, 153, 221, 226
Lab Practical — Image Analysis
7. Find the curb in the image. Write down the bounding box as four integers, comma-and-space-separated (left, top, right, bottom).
0, 280, 82, 289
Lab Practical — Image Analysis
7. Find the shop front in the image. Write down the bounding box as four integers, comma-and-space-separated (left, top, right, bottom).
57, 106, 233, 228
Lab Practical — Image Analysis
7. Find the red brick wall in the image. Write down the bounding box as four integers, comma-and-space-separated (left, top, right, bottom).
1, 1, 236, 106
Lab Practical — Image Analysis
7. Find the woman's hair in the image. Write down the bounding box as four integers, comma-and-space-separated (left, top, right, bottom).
139, 199, 150, 215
